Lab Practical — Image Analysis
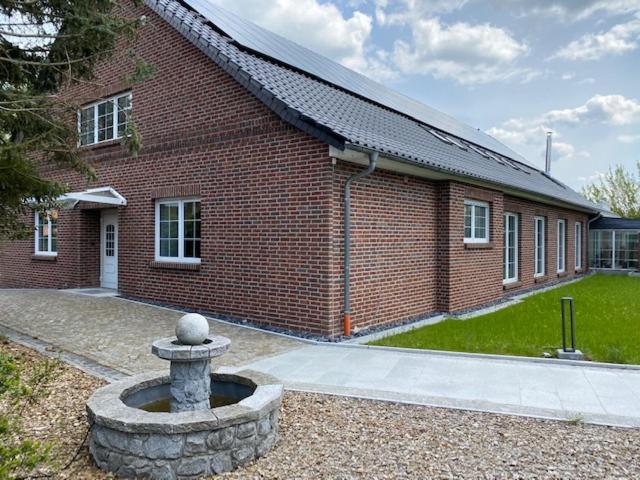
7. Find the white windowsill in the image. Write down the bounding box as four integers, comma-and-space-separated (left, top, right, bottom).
154, 258, 201, 264
34, 252, 58, 257
464, 239, 489, 244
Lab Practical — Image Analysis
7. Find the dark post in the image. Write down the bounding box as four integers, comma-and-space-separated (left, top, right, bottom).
560, 297, 575, 352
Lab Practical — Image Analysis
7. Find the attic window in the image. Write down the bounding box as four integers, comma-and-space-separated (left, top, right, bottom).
79, 92, 132, 146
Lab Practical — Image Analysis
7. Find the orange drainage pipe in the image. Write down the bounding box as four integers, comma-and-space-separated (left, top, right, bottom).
342, 150, 378, 337
343, 313, 352, 337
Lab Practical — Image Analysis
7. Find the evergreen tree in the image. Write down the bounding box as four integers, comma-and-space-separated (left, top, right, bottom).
0, 0, 151, 240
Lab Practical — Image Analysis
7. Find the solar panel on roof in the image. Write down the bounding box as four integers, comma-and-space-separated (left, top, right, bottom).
183, 0, 530, 164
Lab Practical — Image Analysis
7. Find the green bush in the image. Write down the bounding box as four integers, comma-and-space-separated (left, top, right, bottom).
0, 351, 59, 480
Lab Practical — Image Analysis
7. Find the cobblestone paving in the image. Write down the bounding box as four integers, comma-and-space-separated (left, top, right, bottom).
0, 289, 303, 374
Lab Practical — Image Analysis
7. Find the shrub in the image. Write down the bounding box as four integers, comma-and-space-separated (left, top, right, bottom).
0, 351, 59, 480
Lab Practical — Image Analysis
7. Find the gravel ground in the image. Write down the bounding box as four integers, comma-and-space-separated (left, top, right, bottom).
3, 340, 640, 479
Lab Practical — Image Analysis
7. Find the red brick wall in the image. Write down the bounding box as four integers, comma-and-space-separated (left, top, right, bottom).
328, 164, 439, 336
327, 172, 590, 334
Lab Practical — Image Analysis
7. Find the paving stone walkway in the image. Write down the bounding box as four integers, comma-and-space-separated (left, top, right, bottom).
0, 289, 303, 374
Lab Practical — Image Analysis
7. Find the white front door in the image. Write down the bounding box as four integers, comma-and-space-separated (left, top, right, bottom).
101, 210, 118, 289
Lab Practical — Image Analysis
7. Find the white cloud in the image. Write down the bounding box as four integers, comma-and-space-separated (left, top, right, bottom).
561, 72, 575, 80
209, 0, 386, 78
389, 17, 531, 84
375, 0, 470, 25
544, 94, 640, 125
497, 1, 640, 22
578, 171, 606, 182
618, 133, 640, 143
550, 16, 640, 61
488, 94, 640, 164
578, 77, 596, 85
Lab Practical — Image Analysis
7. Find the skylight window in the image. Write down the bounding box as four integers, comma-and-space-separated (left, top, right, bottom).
427, 128, 453, 145
444, 135, 468, 151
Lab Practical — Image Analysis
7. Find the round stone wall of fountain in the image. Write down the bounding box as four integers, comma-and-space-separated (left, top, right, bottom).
86, 314, 283, 479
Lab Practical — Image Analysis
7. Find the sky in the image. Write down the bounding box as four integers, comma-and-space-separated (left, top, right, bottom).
208, 0, 640, 190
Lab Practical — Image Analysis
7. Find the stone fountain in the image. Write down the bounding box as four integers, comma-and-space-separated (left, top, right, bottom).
86, 314, 283, 479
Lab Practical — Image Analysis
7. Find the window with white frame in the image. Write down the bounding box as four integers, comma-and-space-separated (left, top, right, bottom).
575, 222, 582, 270
503, 212, 518, 283
155, 198, 201, 263
534, 216, 545, 277
79, 92, 132, 146
557, 219, 566, 273
35, 211, 58, 255
464, 199, 490, 243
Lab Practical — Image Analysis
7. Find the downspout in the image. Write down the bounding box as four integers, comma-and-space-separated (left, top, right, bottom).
343, 151, 379, 337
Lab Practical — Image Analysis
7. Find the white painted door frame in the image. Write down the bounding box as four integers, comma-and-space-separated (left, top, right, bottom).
100, 209, 118, 289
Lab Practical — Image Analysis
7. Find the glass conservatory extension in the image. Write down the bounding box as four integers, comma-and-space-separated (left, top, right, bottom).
589, 230, 639, 270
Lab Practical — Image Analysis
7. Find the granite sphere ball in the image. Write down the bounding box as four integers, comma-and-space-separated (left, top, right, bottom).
175, 313, 209, 345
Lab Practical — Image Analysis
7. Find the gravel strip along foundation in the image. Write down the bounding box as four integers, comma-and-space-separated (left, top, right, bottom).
4, 340, 640, 479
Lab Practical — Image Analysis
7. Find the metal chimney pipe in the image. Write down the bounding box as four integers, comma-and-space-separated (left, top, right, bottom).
545, 132, 552, 174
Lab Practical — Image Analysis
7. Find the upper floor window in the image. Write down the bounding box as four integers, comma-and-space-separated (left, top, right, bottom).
79, 92, 132, 146
464, 199, 489, 243
35, 211, 58, 256
155, 198, 201, 263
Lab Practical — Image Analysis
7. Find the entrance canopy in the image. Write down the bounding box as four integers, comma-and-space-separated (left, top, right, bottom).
60, 187, 127, 207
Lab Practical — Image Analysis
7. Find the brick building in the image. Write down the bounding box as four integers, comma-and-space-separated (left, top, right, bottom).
0, 0, 599, 337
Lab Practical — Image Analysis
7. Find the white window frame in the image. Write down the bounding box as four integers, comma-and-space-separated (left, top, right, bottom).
77, 91, 132, 146
557, 219, 566, 273
463, 199, 490, 243
534, 216, 545, 278
154, 197, 201, 264
503, 212, 519, 284
34, 211, 57, 256
575, 222, 582, 270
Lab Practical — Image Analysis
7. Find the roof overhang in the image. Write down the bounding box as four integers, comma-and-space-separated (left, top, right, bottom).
60, 187, 127, 207
331, 145, 598, 214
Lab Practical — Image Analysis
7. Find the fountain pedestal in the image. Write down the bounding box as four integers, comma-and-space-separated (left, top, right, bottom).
151, 336, 230, 412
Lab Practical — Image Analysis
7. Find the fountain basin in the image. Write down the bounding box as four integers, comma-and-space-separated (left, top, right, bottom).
87, 369, 282, 479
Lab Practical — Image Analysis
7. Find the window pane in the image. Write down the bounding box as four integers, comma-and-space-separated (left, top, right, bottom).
464, 205, 472, 238
159, 203, 179, 258
160, 239, 179, 257
50, 219, 58, 252
183, 201, 201, 258
117, 94, 132, 137
474, 206, 487, 239
79, 107, 95, 145
160, 203, 178, 222
97, 100, 114, 142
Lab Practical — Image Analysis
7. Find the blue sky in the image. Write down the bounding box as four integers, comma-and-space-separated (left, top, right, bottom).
211, 0, 640, 189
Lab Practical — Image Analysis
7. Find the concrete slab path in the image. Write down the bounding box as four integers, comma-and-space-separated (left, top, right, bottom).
237, 344, 640, 428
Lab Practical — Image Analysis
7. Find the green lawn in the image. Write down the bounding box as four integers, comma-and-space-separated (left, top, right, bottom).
371, 274, 640, 364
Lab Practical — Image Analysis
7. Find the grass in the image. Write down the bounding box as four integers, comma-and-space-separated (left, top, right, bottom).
371, 274, 640, 364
